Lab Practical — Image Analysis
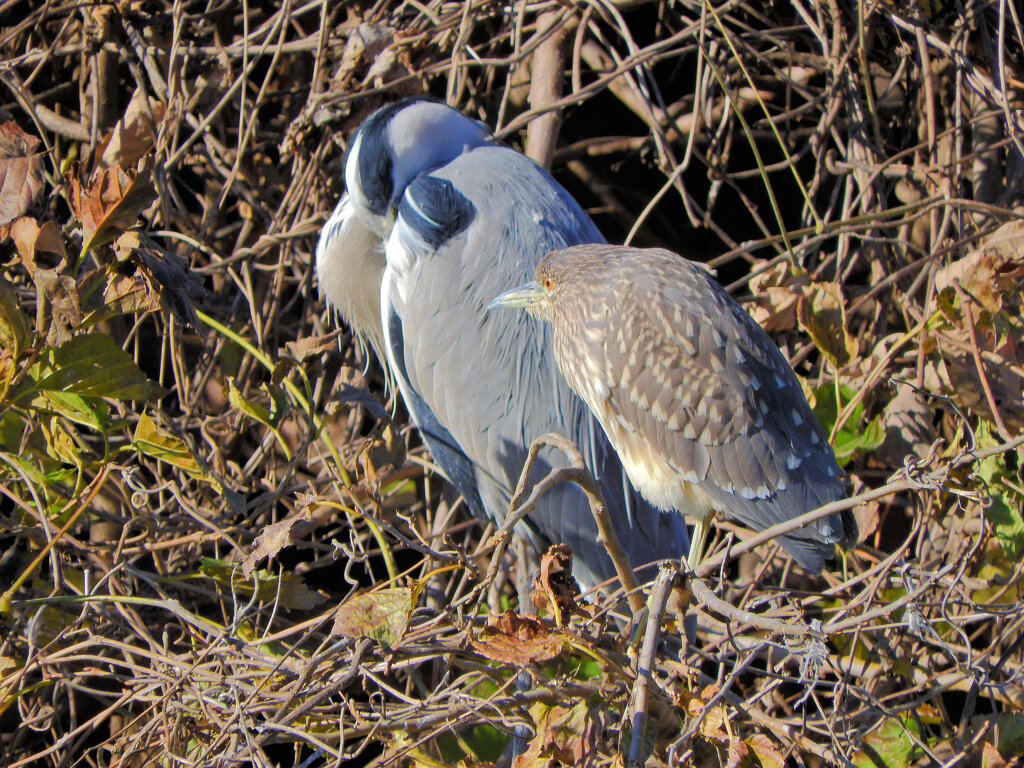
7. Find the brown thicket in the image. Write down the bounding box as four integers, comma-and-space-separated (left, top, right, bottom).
1, 2, 1023, 767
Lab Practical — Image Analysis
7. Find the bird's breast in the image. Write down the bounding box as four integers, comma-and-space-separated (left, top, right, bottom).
597, 405, 716, 520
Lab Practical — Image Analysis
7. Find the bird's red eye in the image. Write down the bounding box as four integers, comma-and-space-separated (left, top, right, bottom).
543, 277, 554, 290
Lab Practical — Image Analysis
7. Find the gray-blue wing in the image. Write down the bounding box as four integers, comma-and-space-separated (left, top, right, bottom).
384, 298, 486, 518
382, 145, 689, 587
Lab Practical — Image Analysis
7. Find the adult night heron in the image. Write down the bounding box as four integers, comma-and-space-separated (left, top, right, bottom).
489, 245, 856, 571
315, 98, 689, 588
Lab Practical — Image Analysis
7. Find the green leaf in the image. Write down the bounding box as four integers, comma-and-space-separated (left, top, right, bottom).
832, 416, 885, 465
466, 724, 508, 763
975, 422, 1024, 556
0, 411, 27, 452
31, 390, 107, 430
40, 415, 85, 468
24, 334, 162, 401
990, 713, 1024, 756
811, 383, 884, 466
852, 714, 920, 768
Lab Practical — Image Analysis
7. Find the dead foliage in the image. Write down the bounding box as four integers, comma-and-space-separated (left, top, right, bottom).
0, 2, 1023, 768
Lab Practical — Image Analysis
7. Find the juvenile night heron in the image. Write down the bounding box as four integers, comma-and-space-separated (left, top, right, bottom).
489, 245, 856, 571
316, 98, 689, 588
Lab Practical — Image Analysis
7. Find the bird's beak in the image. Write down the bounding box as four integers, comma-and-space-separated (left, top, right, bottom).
486, 281, 547, 311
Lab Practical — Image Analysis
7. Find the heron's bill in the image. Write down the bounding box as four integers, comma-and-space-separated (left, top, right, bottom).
486, 281, 547, 310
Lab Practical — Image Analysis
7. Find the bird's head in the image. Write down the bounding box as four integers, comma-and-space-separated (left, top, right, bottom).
486, 277, 552, 320
344, 97, 490, 237
488, 246, 621, 323
486, 252, 574, 323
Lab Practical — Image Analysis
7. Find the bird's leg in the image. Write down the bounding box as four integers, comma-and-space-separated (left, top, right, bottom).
686, 510, 715, 571
682, 510, 716, 649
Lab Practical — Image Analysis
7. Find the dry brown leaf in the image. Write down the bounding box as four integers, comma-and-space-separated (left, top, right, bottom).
725, 738, 750, 768
0, 121, 44, 227
875, 379, 937, 469
101, 89, 166, 167
34, 271, 81, 344
931, 326, 1024, 432
283, 330, 344, 363
981, 741, 1009, 768
748, 260, 809, 332
102, 272, 162, 316
471, 610, 566, 666
242, 509, 315, 578
332, 585, 420, 646
335, 24, 396, 85
745, 734, 786, 768
358, 421, 405, 500
689, 683, 731, 744
797, 281, 857, 368
513, 699, 603, 768
112, 230, 140, 262
10, 217, 78, 342
698, 701, 729, 742
9, 217, 66, 269
531, 543, 588, 627
853, 500, 881, 545
68, 165, 156, 253
935, 221, 1024, 314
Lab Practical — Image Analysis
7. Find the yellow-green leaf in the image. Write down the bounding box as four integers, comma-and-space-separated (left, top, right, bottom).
227, 377, 273, 426
39, 415, 83, 468
853, 714, 920, 768
199, 557, 326, 612
31, 389, 106, 430
745, 734, 786, 768
332, 585, 421, 646
131, 412, 217, 488
0, 273, 30, 359
0, 449, 47, 488
797, 281, 857, 369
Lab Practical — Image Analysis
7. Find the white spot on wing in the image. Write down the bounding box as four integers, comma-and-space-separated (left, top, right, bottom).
738, 484, 769, 500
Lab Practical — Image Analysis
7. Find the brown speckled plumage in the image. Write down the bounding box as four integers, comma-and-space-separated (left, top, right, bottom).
495, 244, 855, 571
